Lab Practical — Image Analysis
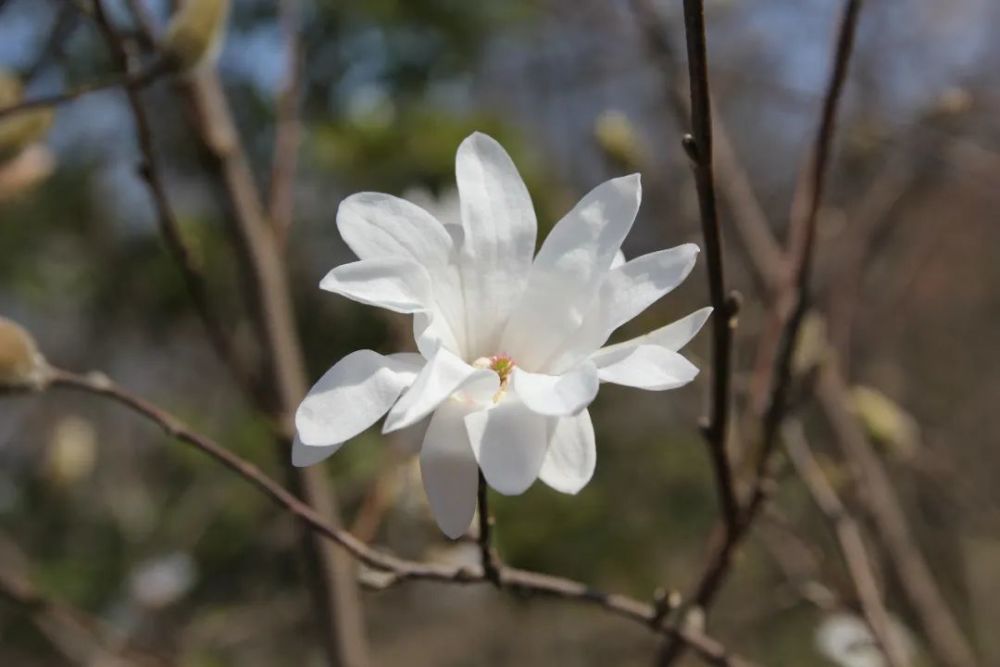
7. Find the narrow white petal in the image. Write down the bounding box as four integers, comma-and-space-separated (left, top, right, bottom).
320, 257, 431, 314
455, 132, 537, 357
465, 399, 548, 495
589, 307, 713, 368
295, 350, 423, 449
549, 244, 700, 371
383, 347, 498, 433
611, 249, 626, 269
337, 192, 455, 264
511, 362, 599, 417
539, 409, 596, 494
597, 345, 699, 390
337, 193, 467, 351
292, 435, 340, 467
420, 401, 480, 539
502, 174, 641, 370
413, 311, 462, 359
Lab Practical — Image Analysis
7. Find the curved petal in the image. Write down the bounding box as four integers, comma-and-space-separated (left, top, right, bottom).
455, 132, 537, 357
511, 362, 599, 417
465, 399, 547, 495
597, 345, 699, 391
320, 257, 431, 314
292, 435, 340, 467
383, 347, 498, 433
589, 307, 713, 368
295, 350, 424, 451
337, 192, 455, 264
337, 193, 467, 352
548, 244, 700, 372
539, 409, 596, 494
502, 174, 642, 370
420, 400, 480, 539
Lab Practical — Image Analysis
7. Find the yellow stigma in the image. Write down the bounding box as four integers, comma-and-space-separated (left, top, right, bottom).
472, 354, 515, 402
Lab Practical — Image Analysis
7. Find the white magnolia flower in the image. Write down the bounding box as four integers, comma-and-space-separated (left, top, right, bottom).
816, 613, 915, 667
294, 132, 710, 538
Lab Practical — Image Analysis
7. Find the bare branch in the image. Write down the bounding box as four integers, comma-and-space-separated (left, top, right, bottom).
269, 0, 305, 246
477, 471, 502, 587
658, 2, 864, 663
782, 420, 909, 667
0, 63, 170, 122
87, 1, 253, 401
816, 367, 978, 667
6, 367, 761, 667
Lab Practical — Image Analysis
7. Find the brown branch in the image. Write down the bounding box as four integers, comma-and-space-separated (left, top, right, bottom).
0, 533, 167, 667
477, 471, 502, 586
6, 366, 760, 667
87, 1, 254, 403
816, 366, 978, 667
630, 0, 786, 297
269, 0, 305, 246
674, 0, 741, 541
782, 420, 909, 667
657, 2, 864, 663
0, 62, 170, 121
90, 3, 368, 662
175, 68, 372, 667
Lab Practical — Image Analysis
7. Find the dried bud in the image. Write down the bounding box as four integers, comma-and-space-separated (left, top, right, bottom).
163, 0, 232, 73
850, 386, 920, 461
0, 317, 48, 388
594, 110, 646, 171
45, 415, 97, 486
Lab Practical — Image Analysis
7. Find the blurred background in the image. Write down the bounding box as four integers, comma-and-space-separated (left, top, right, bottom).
1, 0, 998, 665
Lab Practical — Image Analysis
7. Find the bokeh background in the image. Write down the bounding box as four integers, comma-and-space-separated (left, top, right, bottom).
1, 0, 998, 665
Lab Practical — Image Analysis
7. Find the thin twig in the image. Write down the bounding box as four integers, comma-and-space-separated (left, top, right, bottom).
477, 471, 502, 586
657, 2, 864, 663
675, 0, 741, 541
269, 0, 305, 246
0, 63, 169, 121
6, 367, 761, 667
87, 1, 253, 400
816, 366, 978, 667
782, 420, 909, 667
631, 0, 786, 297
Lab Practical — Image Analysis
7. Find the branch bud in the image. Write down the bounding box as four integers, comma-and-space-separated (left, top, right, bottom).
163, 0, 232, 73
0, 317, 49, 388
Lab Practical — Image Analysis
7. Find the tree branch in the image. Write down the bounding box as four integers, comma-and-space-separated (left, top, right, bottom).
5, 366, 761, 667
477, 471, 502, 586
657, 2, 864, 663
782, 420, 909, 667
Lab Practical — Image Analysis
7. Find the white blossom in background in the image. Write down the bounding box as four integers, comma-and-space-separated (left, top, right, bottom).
128, 552, 197, 609
816, 613, 916, 667
294, 132, 710, 538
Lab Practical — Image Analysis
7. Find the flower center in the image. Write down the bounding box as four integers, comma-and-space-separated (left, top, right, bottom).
472, 353, 515, 402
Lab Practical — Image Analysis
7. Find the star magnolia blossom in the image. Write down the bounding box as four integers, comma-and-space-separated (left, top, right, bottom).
294, 132, 711, 538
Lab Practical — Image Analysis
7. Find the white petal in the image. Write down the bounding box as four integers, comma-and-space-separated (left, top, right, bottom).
420, 401, 480, 539
455, 132, 537, 357
337, 193, 467, 351
539, 409, 596, 494
413, 310, 462, 359
295, 351, 424, 450
597, 345, 699, 390
549, 244, 700, 372
511, 362, 599, 417
292, 435, 340, 467
589, 307, 713, 368
593, 244, 699, 335
320, 257, 431, 314
502, 174, 641, 370
383, 347, 498, 433
611, 249, 626, 269
465, 399, 547, 495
